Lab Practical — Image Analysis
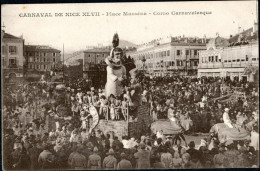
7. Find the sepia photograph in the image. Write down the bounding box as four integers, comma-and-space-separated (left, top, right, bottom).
1, 1, 259, 170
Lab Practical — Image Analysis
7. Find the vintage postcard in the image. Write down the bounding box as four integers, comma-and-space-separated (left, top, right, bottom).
1, 1, 259, 170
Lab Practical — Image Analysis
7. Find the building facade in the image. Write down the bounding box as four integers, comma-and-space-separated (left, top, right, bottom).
1, 30, 25, 83
83, 47, 111, 87
126, 36, 207, 77
198, 34, 258, 82
24, 45, 61, 79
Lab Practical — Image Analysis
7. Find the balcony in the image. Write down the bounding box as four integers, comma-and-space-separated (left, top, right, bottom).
198, 62, 223, 69
8, 64, 18, 68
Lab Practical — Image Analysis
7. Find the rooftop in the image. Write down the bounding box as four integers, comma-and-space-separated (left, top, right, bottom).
228, 27, 257, 43
84, 47, 111, 53
25, 45, 61, 52
3, 32, 23, 40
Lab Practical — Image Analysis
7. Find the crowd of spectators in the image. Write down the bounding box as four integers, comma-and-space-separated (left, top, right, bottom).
2, 75, 259, 169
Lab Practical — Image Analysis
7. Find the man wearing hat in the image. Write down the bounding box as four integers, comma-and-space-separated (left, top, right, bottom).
134, 143, 151, 169
117, 152, 132, 169
70, 146, 87, 169
88, 146, 101, 169
223, 139, 239, 168
65, 87, 71, 106
103, 148, 117, 169
27, 140, 42, 170
223, 108, 234, 128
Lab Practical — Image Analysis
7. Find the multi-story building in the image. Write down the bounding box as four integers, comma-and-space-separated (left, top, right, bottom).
198, 28, 258, 82
126, 36, 207, 76
83, 47, 111, 87
1, 30, 25, 83
24, 45, 61, 79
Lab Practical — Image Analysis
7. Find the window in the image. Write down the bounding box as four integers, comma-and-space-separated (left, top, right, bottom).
194, 50, 198, 56
237, 59, 240, 62
29, 57, 33, 62
9, 46, 17, 54
53, 58, 56, 62
194, 61, 198, 66
186, 50, 190, 55
53, 53, 56, 56
43, 65, 46, 69
215, 56, 218, 62
241, 59, 245, 61
43, 53, 46, 56
167, 50, 170, 56
246, 55, 248, 61
43, 58, 46, 62
36, 52, 39, 56
232, 60, 236, 62
228, 60, 231, 62
252, 58, 256, 61
2, 46, 5, 55
219, 59, 221, 62
177, 50, 181, 56
224, 60, 227, 62
208, 56, 211, 62
9, 58, 16, 65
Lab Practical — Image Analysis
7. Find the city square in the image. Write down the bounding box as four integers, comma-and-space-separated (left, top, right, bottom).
1, 1, 259, 170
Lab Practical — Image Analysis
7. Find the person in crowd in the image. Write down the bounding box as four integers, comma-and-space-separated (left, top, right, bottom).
160, 146, 173, 168
70, 146, 87, 169
186, 141, 201, 167
117, 152, 132, 169
172, 151, 183, 168
103, 148, 117, 169
87, 146, 101, 169
223, 140, 240, 168
134, 143, 151, 169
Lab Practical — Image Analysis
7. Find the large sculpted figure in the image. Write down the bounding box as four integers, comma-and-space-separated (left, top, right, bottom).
105, 33, 126, 98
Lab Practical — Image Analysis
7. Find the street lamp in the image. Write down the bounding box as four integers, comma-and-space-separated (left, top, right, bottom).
160, 60, 164, 77
141, 56, 146, 73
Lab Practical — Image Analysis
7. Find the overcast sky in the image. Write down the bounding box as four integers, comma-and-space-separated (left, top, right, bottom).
1, 1, 258, 53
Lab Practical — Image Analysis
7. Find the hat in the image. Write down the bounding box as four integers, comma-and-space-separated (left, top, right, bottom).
71, 89, 75, 92
224, 108, 229, 112
188, 141, 195, 148
86, 142, 94, 149
166, 135, 172, 138
29, 127, 33, 131
93, 146, 99, 152
91, 87, 95, 91
142, 90, 148, 96
121, 152, 127, 158
106, 148, 115, 155
77, 88, 81, 91
67, 87, 71, 91
225, 140, 233, 146
139, 143, 146, 149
